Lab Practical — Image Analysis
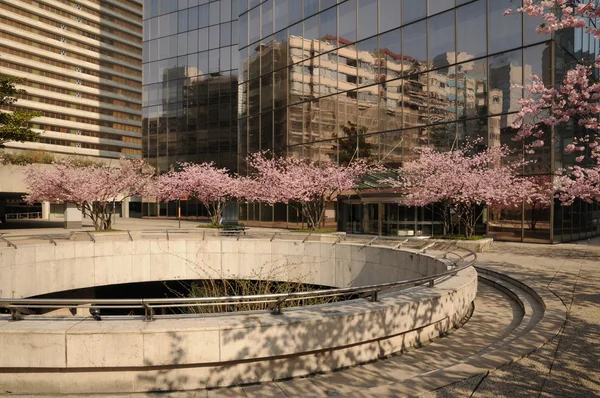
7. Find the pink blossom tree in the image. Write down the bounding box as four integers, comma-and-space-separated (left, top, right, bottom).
151, 162, 242, 225
555, 165, 600, 205
521, 174, 554, 230
246, 153, 374, 230
507, 0, 600, 204
386, 144, 529, 238
23, 158, 154, 230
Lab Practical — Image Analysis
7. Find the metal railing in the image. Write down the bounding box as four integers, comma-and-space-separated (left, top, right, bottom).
0, 230, 477, 321
4, 212, 43, 221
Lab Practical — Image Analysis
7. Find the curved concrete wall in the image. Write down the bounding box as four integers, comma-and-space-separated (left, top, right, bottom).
0, 234, 448, 298
0, 235, 477, 394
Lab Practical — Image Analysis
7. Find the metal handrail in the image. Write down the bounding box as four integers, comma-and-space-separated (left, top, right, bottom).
0, 231, 477, 321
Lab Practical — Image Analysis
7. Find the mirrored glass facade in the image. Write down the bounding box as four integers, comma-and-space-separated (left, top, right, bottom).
143, 0, 239, 174
144, 0, 600, 242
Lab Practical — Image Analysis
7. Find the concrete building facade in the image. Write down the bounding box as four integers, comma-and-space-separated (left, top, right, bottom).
0, 0, 143, 221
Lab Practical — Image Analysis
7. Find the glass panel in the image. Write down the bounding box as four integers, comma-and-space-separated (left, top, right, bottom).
248, 77, 260, 117
289, 0, 303, 25
199, 27, 208, 51
456, 58, 487, 120
489, 49, 523, 115
220, 46, 231, 70
262, 0, 273, 38
403, 20, 427, 75
209, 48, 220, 71
428, 0, 454, 16
457, 0, 486, 60
339, 0, 357, 44
210, 1, 220, 22
209, 25, 219, 49
524, 42, 552, 87
429, 10, 455, 67
305, 0, 319, 18
358, 0, 377, 41
339, 44, 358, 92
221, 22, 232, 46
188, 6, 199, 30
261, 36, 274, 75
489, 0, 522, 54
178, 9, 188, 32
239, 12, 248, 48
379, 28, 402, 79
320, 6, 337, 50
274, 0, 288, 33
199, 4, 209, 28
220, 0, 231, 23
403, 0, 426, 24
249, 6, 260, 45
261, 73, 273, 113
304, 14, 320, 44
357, 36, 378, 87
274, 66, 288, 108
428, 67, 456, 125
380, 0, 401, 34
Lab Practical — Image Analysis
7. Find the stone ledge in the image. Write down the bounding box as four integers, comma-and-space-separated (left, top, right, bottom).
428, 238, 494, 253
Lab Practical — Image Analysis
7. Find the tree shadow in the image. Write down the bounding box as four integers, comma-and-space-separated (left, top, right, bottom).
133, 240, 475, 395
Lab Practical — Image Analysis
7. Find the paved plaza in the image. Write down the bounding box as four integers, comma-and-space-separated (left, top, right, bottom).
0, 218, 598, 397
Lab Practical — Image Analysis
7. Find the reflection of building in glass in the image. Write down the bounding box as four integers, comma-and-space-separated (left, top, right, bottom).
235, 0, 599, 243
145, 0, 599, 243
142, 0, 239, 217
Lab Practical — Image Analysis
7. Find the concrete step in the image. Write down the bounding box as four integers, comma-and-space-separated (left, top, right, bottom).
29, 267, 564, 398
232, 269, 557, 398
202, 280, 526, 397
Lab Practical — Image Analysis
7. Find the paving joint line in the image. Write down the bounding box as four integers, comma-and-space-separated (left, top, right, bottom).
536, 240, 588, 398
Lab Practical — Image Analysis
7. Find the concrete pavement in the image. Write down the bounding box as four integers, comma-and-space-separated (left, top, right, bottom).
421, 237, 600, 397
0, 218, 598, 396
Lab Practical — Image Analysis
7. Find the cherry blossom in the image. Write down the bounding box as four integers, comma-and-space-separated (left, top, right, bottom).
247, 152, 374, 230
151, 162, 243, 225
555, 165, 600, 205
508, 0, 600, 158
386, 143, 529, 238
24, 158, 154, 230
508, 0, 600, 205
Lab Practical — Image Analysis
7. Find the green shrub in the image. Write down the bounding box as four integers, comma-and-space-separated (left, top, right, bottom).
196, 223, 223, 229
1, 151, 55, 165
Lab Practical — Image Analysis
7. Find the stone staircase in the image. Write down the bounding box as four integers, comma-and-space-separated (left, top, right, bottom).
26, 267, 565, 398
202, 267, 565, 398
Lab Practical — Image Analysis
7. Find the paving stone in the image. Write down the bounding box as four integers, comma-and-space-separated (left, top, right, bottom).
206, 386, 246, 397
242, 382, 286, 398
276, 378, 328, 397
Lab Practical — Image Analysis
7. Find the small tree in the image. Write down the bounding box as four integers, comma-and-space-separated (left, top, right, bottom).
386, 143, 527, 238
24, 158, 154, 230
522, 174, 553, 230
0, 76, 40, 147
247, 152, 373, 230
153, 162, 241, 225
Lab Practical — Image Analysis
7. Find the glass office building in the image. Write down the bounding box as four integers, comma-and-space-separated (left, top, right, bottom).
143, 0, 239, 173
144, 0, 600, 242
